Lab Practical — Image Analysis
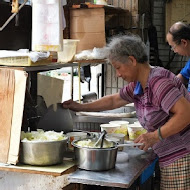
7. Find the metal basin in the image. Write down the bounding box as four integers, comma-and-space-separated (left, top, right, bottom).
19, 137, 68, 166
72, 139, 118, 171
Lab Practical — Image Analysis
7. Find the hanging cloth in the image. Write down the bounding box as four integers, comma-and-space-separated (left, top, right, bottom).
32, 0, 63, 51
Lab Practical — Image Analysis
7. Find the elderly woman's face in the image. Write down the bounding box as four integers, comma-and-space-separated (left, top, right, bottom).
112, 59, 137, 83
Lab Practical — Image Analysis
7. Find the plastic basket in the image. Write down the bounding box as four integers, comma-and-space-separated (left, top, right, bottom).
0, 56, 52, 66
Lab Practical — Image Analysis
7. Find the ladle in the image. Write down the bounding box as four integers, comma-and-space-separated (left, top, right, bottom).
94, 130, 107, 148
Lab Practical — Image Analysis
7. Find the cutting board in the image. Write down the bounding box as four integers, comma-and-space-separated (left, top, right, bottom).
0, 68, 27, 165
0, 160, 76, 177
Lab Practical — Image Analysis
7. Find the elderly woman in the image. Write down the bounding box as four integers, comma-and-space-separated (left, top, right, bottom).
63, 35, 190, 189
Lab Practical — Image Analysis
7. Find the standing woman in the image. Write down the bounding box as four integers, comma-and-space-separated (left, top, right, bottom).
167, 21, 190, 92
63, 35, 190, 189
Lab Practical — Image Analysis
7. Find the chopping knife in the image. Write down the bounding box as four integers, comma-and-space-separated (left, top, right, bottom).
37, 103, 73, 133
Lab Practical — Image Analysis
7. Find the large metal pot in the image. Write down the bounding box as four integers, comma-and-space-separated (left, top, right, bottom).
19, 137, 68, 166
72, 138, 118, 171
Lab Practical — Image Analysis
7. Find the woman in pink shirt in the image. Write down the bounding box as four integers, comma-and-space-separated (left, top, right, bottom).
63, 34, 190, 189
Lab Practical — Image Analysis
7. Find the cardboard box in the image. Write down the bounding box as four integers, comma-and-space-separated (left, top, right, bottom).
166, 0, 190, 36
71, 32, 106, 53
70, 8, 106, 52
37, 73, 64, 107
70, 8, 105, 33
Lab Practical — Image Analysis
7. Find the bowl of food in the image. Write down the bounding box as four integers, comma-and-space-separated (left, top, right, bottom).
100, 123, 120, 134
127, 124, 147, 140
109, 120, 129, 135
19, 129, 68, 166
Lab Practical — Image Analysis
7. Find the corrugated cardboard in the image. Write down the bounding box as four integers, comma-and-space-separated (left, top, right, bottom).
70, 8, 105, 33
166, 0, 190, 36
70, 8, 106, 52
37, 73, 64, 107
71, 32, 106, 53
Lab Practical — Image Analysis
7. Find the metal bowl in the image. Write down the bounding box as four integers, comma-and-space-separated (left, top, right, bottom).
72, 138, 118, 171
19, 137, 68, 166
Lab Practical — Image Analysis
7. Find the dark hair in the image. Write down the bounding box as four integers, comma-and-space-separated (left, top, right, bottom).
169, 22, 190, 44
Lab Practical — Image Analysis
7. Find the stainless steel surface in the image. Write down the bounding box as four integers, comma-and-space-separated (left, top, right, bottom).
72, 139, 118, 171
19, 137, 68, 166
37, 103, 73, 133
73, 106, 138, 132
68, 147, 156, 188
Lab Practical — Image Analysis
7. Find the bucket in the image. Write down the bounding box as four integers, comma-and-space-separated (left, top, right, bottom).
58, 39, 79, 63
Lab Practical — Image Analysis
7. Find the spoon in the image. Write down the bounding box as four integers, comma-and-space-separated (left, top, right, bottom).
94, 130, 107, 148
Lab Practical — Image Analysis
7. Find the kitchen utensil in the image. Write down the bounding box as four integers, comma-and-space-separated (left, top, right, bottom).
37, 103, 73, 133
72, 138, 143, 171
72, 139, 117, 171
116, 143, 144, 147
94, 130, 107, 147
19, 137, 68, 166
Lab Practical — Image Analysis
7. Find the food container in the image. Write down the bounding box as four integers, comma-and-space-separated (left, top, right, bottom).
127, 124, 147, 140
109, 120, 129, 135
100, 123, 120, 134
66, 131, 89, 151
106, 133, 125, 144
19, 138, 68, 166
72, 138, 118, 171
105, 134, 123, 151
57, 39, 79, 63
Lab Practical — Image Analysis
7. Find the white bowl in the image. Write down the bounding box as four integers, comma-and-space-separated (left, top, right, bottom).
127, 124, 147, 140
100, 123, 120, 134
109, 120, 129, 135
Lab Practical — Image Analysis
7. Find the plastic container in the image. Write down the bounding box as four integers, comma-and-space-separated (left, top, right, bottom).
100, 123, 120, 134
66, 132, 87, 151
58, 39, 79, 63
109, 120, 129, 135
127, 124, 147, 140
95, 0, 108, 5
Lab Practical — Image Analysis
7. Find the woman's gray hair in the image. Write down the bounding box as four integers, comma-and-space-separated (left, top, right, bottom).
105, 35, 148, 64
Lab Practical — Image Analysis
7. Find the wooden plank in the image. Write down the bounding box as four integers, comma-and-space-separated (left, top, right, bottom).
0, 69, 15, 163
0, 161, 76, 177
7, 70, 27, 165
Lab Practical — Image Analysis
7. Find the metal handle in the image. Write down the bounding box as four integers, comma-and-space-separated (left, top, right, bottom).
117, 143, 144, 148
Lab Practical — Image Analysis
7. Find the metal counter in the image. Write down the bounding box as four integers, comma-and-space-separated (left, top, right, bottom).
68, 147, 156, 189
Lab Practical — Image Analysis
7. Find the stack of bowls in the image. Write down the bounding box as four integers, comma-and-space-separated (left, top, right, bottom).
109, 120, 129, 136
127, 122, 147, 140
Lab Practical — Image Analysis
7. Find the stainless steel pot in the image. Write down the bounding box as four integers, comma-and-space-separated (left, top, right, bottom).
72, 138, 118, 171
19, 137, 68, 166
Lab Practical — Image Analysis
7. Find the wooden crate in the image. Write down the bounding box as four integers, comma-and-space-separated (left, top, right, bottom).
0, 56, 52, 67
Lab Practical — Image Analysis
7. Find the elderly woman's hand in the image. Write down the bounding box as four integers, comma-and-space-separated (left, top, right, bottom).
134, 131, 159, 151
62, 99, 81, 111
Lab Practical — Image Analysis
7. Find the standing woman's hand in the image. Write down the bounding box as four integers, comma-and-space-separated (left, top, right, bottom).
62, 99, 81, 111
134, 131, 159, 151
